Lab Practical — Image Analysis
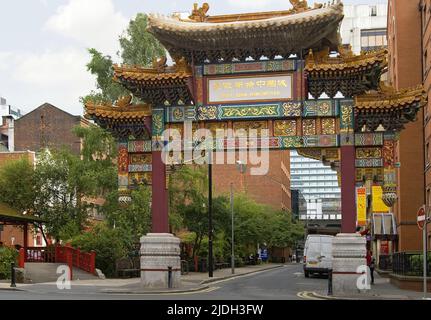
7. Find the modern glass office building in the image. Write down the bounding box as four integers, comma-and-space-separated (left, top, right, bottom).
290, 150, 341, 221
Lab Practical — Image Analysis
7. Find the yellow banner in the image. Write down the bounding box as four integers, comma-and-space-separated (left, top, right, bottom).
356, 187, 367, 226
372, 186, 390, 213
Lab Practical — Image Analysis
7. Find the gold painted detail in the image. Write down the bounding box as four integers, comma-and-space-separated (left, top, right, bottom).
356, 148, 382, 159
283, 102, 301, 117
321, 118, 336, 135
198, 106, 218, 120
189, 3, 210, 22
274, 120, 297, 136
221, 106, 278, 118
302, 119, 316, 136
233, 121, 268, 137
205, 122, 228, 138
297, 148, 322, 161
129, 154, 152, 165
355, 83, 427, 110
84, 95, 152, 120
340, 105, 353, 131
305, 47, 388, 72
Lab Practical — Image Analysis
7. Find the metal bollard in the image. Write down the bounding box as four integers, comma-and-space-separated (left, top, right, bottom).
327, 269, 333, 296
10, 262, 16, 288
168, 266, 173, 289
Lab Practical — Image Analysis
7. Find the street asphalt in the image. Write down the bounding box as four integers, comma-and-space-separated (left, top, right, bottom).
0, 264, 328, 300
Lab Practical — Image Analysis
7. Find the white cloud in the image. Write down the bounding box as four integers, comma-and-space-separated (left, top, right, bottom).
45, 0, 128, 57
0, 49, 95, 115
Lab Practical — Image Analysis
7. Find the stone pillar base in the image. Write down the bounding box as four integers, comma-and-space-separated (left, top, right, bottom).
140, 233, 181, 289
332, 233, 368, 295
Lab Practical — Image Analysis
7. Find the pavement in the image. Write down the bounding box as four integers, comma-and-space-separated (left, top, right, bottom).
0, 263, 428, 300
303, 272, 428, 300
0, 263, 283, 295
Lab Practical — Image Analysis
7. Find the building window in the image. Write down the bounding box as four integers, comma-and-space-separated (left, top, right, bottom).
370, 5, 377, 17
361, 28, 387, 52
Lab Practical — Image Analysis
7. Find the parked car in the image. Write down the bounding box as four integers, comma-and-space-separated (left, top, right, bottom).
303, 234, 334, 278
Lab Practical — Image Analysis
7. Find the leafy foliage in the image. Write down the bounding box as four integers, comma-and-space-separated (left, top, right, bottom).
83, 13, 165, 104
119, 13, 166, 67
0, 246, 18, 279
70, 222, 126, 277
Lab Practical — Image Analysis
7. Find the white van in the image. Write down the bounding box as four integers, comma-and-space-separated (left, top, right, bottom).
303, 235, 334, 277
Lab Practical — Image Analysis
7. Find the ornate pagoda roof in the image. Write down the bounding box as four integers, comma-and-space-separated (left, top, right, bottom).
354, 84, 426, 131
147, 1, 344, 63
305, 47, 387, 72
113, 57, 194, 105
84, 96, 152, 139
305, 47, 388, 98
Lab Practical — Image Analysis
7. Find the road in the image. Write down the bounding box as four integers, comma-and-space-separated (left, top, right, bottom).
0, 264, 327, 300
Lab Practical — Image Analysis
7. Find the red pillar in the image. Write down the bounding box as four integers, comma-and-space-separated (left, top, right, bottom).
152, 151, 169, 233
341, 145, 356, 233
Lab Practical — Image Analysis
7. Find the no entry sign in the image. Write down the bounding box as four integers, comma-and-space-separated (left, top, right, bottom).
417, 206, 426, 230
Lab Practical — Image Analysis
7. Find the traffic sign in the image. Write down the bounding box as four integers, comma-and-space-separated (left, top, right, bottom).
417, 206, 426, 230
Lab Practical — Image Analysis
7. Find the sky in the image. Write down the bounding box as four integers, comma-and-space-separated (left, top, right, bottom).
0, 0, 387, 116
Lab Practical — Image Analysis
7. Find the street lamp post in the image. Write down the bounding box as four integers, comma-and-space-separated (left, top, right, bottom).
230, 182, 235, 274
208, 150, 214, 278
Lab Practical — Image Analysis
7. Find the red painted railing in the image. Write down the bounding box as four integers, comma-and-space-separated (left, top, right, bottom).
18, 245, 96, 278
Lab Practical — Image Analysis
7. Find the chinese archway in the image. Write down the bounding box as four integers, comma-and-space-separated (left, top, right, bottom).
84, 1, 426, 235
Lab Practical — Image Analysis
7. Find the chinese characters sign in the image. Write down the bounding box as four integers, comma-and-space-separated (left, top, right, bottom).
356, 187, 367, 227
208, 75, 293, 104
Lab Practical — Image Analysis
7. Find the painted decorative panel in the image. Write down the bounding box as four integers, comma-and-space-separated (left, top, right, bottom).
233, 121, 268, 137
118, 143, 129, 175
355, 158, 384, 167
118, 174, 129, 187
302, 119, 316, 136
356, 168, 384, 182
166, 106, 197, 122
355, 133, 384, 146
339, 101, 354, 132
281, 136, 303, 148
203, 60, 296, 75
321, 118, 336, 135
282, 102, 302, 117
197, 106, 218, 120
383, 140, 395, 167
274, 120, 297, 136
220, 104, 279, 119
128, 140, 152, 153
303, 100, 336, 117
356, 148, 383, 159
129, 172, 152, 186
205, 122, 228, 138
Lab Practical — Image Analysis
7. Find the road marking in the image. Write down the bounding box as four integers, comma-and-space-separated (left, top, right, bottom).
297, 291, 325, 300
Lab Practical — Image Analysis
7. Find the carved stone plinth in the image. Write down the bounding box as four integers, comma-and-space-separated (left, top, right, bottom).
140, 233, 181, 288
332, 233, 368, 295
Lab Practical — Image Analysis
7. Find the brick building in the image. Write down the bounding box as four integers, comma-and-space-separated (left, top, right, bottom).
212, 150, 291, 211
14, 103, 89, 155
387, 0, 426, 251
421, 0, 431, 249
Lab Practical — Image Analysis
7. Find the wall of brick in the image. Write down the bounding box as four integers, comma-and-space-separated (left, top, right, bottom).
388, 0, 425, 252
14, 103, 85, 155
212, 150, 291, 211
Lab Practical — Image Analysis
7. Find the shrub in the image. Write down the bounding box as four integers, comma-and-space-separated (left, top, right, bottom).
70, 223, 126, 278
0, 247, 18, 279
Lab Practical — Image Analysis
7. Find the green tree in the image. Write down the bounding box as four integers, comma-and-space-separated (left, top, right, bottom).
119, 13, 166, 66
83, 13, 165, 103
102, 186, 152, 252
0, 125, 119, 242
